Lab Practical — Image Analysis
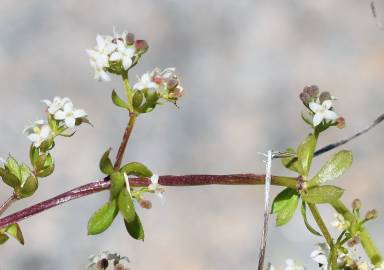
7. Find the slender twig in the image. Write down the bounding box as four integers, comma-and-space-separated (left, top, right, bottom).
0, 193, 18, 217
114, 113, 137, 170
0, 174, 297, 229
314, 113, 384, 156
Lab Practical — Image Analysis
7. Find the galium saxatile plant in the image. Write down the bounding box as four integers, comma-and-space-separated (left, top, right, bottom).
0, 29, 382, 270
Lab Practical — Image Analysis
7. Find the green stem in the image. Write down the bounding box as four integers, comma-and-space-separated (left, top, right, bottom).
122, 72, 134, 113
308, 203, 337, 270
331, 200, 382, 266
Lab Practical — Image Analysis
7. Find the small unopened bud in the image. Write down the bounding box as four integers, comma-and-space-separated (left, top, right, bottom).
97, 258, 109, 270
126, 33, 135, 45
140, 199, 152, 209
167, 78, 179, 90
347, 236, 360, 247
135, 40, 149, 53
336, 117, 346, 129
352, 198, 362, 210
307, 85, 319, 97
169, 87, 184, 98
319, 91, 331, 103
365, 209, 378, 220
299, 92, 311, 104
114, 263, 126, 270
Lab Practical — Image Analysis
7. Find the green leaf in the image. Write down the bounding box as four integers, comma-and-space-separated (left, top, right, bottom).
20, 164, 31, 182
309, 150, 353, 186
272, 188, 299, 226
87, 200, 119, 235
120, 162, 152, 177
300, 202, 322, 236
19, 175, 38, 198
137, 91, 159, 113
110, 172, 125, 199
301, 185, 344, 204
5, 155, 21, 179
112, 90, 129, 109
118, 189, 136, 223
281, 148, 301, 174
0, 168, 20, 188
100, 148, 114, 175
5, 223, 24, 245
132, 90, 144, 109
29, 145, 39, 166
0, 233, 9, 245
297, 133, 316, 177
124, 213, 145, 241
36, 163, 55, 178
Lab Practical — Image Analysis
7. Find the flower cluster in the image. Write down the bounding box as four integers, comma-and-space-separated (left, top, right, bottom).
23, 97, 89, 148
299, 85, 342, 128
87, 251, 130, 270
86, 31, 148, 82
134, 67, 184, 102
331, 213, 351, 231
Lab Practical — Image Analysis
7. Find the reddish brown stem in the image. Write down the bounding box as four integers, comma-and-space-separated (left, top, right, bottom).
0, 174, 297, 229
114, 113, 137, 170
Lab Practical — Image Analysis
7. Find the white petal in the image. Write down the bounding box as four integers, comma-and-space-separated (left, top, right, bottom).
41, 99, 51, 106
86, 49, 98, 59
324, 110, 337, 120
96, 35, 105, 51
65, 117, 76, 128
133, 82, 144, 90
40, 126, 51, 139
27, 134, 39, 142
99, 71, 111, 82
322, 100, 333, 109
73, 109, 87, 118
309, 102, 321, 113
63, 102, 74, 113
109, 51, 122, 61
54, 110, 66, 120
313, 113, 324, 126
122, 57, 132, 70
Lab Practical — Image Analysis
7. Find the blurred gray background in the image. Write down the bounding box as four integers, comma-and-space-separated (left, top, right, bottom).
1, 0, 383, 269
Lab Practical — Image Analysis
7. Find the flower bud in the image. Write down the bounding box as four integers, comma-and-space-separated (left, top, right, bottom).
135, 40, 149, 53
299, 92, 311, 104
126, 33, 135, 45
139, 199, 152, 209
319, 91, 331, 103
352, 198, 362, 210
114, 263, 126, 270
167, 77, 179, 90
307, 85, 319, 97
169, 87, 184, 98
336, 117, 346, 129
347, 236, 360, 247
365, 209, 378, 220
97, 258, 109, 270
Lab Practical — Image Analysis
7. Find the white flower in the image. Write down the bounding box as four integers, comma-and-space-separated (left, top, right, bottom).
109, 40, 135, 70
148, 174, 165, 199
41, 96, 71, 114
90, 60, 111, 82
54, 102, 87, 128
23, 120, 52, 147
331, 213, 350, 231
86, 35, 116, 82
284, 259, 305, 270
87, 251, 129, 269
133, 72, 159, 91
86, 35, 115, 68
309, 100, 337, 126
310, 243, 329, 267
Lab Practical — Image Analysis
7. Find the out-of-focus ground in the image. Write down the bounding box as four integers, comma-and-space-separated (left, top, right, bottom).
0, 0, 383, 269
